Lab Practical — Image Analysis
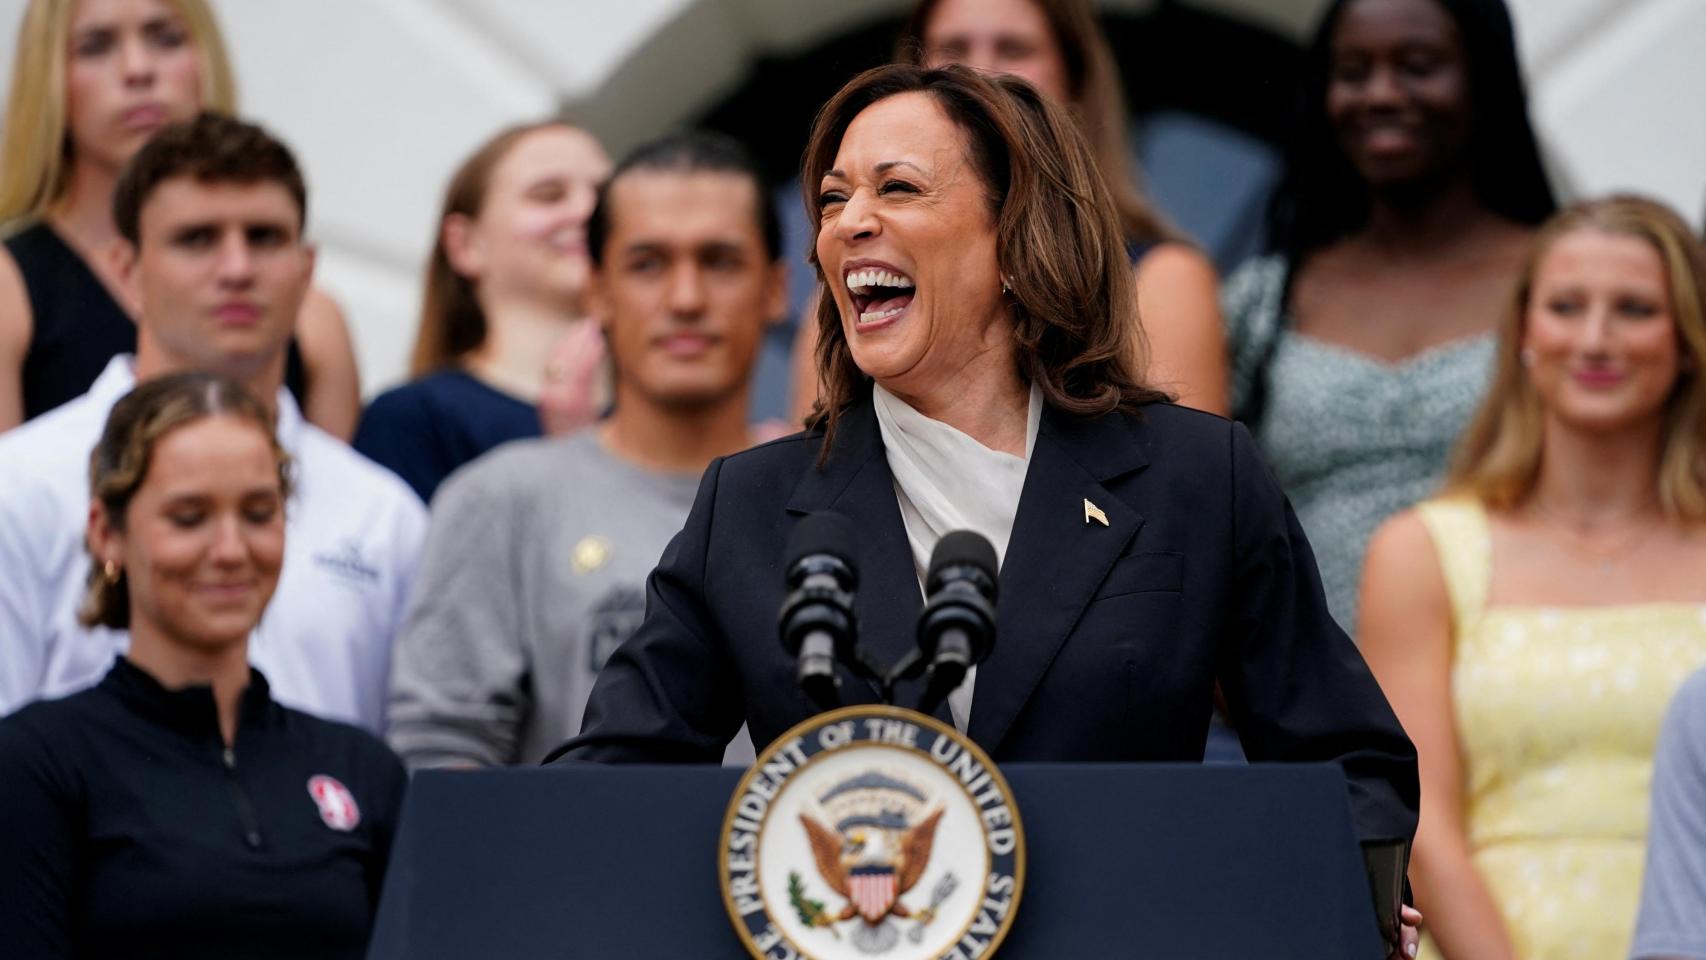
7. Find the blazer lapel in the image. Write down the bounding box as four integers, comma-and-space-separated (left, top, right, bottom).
786, 398, 926, 707
967, 406, 1151, 752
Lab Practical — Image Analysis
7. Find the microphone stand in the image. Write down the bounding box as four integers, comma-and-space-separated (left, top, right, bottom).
782, 519, 994, 718
832, 647, 921, 710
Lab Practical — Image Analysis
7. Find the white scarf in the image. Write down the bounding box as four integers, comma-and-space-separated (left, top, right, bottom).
872, 382, 1042, 731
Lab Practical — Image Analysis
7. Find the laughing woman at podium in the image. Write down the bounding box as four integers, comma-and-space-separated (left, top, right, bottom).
0, 373, 406, 960
554, 63, 1420, 951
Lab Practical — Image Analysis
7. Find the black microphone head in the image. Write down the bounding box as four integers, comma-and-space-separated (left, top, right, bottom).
780, 512, 862, 694
926, 530, 998, 594
787, 512, 859, 574
915, 531, 999, 713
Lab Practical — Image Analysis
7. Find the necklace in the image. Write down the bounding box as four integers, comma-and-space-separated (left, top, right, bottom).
1527, 498, 1664, 574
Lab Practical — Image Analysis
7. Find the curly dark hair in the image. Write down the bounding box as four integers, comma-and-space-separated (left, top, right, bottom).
113, 111, 306, 248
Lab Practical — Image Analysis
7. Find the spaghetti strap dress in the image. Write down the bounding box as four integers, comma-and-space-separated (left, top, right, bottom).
1414, 497, 1706, 959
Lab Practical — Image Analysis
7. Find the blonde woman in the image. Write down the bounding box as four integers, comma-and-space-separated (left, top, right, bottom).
0, 0, 360, 436
1360, 196, 1706, 959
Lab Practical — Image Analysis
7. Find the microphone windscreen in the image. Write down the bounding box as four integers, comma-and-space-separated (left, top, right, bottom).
927, 530, 998, 587
786, 512, 859, 570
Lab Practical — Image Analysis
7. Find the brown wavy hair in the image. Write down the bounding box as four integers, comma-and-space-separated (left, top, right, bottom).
1446, 195, 1706, 518
81, 373, 292, 630
113, 112, 305, 247
409, 120, 579, 377
803, 64, 1168, 446
897, 0, 1174, 245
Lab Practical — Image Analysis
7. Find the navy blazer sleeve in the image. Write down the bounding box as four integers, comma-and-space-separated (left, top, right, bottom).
550, 457, 746, 763
1220, 422, 1417, 842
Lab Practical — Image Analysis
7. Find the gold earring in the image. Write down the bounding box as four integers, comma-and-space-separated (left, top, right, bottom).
103, 560, 119, 584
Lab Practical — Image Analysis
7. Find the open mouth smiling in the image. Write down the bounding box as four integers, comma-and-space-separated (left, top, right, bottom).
845, 265, 917, 325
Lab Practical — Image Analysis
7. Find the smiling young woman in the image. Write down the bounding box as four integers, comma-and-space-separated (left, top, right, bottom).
0, 372, 406, 959
1223, 0, 1556, 637
1359, 196, 1706, 960
352, 121, 612, 503
0, 0, 362, 438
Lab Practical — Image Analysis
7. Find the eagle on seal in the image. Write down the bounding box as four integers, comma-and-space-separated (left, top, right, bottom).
800, 807, 944, 925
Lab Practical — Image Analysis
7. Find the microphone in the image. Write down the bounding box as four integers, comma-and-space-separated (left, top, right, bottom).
779, 512, 860, 711
916, 531, 998, 717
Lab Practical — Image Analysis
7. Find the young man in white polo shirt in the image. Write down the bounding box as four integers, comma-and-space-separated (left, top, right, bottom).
0, 114, 423, 731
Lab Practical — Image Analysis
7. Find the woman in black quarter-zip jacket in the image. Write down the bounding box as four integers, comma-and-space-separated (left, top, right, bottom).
0, 372, 406, 960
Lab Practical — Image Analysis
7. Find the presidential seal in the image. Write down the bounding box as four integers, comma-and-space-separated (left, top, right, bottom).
720, 705, 1024, 960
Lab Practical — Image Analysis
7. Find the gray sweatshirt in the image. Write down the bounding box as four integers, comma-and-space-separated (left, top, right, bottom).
387, 431, 752, 767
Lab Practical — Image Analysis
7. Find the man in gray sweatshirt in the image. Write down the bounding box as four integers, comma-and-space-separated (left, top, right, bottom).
386, 131, 785, 767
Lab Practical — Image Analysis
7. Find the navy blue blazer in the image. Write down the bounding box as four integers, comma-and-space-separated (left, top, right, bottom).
553, 391, 1418, 844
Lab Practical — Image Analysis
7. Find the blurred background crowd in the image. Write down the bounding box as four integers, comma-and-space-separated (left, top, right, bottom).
3, 0, 1699, 407
2, 0, 1706, 958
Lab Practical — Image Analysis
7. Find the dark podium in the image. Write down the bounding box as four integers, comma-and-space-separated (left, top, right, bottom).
368, 763, 1389, 959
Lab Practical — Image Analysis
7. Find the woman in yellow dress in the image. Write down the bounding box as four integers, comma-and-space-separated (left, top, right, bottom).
1360, 195, 1706, 959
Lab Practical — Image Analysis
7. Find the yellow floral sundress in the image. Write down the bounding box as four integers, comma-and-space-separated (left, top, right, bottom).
1414, 498, 1706, 959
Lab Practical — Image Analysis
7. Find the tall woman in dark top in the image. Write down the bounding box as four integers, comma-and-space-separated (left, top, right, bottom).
790, 0, 1226, 420
0, 372, 406, 960
353, 121, 612, 503
557, 62, 1422, 956
1222, 0, 1557, 635
0, 0, 362, 437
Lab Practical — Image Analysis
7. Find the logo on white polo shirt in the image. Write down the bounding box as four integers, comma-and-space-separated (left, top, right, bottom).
307, 774, 361, 832
312, 539, 380, 587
